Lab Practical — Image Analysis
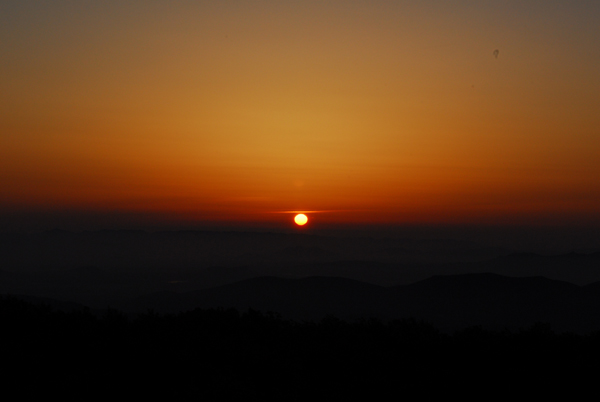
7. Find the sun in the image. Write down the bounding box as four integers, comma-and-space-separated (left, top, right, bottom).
294, 214, 308, 226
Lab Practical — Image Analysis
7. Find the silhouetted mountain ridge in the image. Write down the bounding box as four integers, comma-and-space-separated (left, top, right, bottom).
111, 273, 600, 333
0, 229, 507, 272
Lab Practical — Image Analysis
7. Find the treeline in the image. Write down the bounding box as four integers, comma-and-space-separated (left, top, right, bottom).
1, 296, 597, 398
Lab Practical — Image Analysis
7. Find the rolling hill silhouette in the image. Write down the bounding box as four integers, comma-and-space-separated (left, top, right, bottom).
116, 273, 600, 333
3, 230, 600, 333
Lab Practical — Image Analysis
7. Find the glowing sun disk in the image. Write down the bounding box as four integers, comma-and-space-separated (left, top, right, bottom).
294, 214, 308, 226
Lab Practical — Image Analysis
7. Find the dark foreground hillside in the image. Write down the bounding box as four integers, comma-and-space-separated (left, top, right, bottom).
120, 274, 600, 334
1, 297, 597, 399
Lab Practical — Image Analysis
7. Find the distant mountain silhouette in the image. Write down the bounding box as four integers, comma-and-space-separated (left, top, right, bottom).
0, 229, 506, 273
3, 230, 600, 333
395, 274, 582, 331
123, 276, 384, 321
442, 251, 600, 285
116, 273, 600, 333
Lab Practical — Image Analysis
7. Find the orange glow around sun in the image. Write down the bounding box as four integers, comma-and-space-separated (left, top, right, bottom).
294, 214, 308, 226
1, 2, 599, 230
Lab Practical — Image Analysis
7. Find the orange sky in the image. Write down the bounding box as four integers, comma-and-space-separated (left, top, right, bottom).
1, 1, 599, 229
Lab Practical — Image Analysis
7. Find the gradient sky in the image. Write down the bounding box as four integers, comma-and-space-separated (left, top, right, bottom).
1, 1, 599, 229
